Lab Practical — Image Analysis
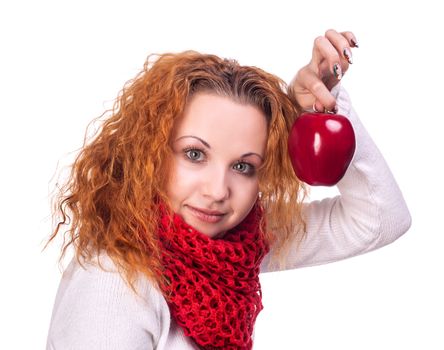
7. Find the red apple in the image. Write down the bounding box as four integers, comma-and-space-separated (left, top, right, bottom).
288, 112, 356, 186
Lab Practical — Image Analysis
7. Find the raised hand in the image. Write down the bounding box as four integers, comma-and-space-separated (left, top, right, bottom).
289, 29, 358, 113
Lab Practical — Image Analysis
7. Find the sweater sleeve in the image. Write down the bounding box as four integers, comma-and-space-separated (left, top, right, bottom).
261, 84, 412, 272
46, 255, 170, 350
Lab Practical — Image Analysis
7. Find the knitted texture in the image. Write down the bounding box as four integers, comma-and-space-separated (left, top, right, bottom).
158, 203, 269, 350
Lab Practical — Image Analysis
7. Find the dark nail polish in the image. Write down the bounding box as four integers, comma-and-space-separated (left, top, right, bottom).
325, 105, 338, 114
343, 48, 353, 64
324, 105, 339, 114
333, 63, 342, 80
351, 38, 359, 48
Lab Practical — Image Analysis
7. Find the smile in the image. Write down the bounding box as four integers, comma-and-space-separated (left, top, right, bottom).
187, 205, 226, 224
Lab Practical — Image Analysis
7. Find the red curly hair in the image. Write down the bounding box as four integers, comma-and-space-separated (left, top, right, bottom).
47, 51, 307, 292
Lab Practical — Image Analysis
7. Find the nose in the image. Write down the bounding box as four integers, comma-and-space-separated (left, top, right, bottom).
202, 167, 230, 202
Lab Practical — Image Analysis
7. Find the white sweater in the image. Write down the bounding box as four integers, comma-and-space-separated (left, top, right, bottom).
46, 85, 411, 350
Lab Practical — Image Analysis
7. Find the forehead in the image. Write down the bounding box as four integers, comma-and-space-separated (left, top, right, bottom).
174, 93, 268, 147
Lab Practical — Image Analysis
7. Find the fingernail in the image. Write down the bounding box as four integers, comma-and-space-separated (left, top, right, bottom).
312, 102, 321, 113
325, 105, 338, 114
333, 63, 342, 80
351, 38, 359, 48
343, 48, 353, 64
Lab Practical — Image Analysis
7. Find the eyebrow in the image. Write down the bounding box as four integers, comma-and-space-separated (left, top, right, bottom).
176, 135, 210, 148
175, 135, 264, 161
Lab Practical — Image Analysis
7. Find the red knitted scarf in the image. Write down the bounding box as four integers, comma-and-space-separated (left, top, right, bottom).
157, 203, 269, 350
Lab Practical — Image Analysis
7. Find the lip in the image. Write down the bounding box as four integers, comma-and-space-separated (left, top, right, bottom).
187, 205, 226, 223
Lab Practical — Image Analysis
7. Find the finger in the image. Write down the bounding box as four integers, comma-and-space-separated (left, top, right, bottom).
309, 35, 348, 81
298, 67, 337, 112
340, 31, 359, 48
325, 29, 353, 67
313, 96, 338, 114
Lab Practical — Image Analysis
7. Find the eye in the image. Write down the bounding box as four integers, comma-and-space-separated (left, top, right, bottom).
233, 161, 255, 176
184, 148, 205, 162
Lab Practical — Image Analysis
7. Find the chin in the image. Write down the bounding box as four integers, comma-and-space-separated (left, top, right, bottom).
193, 223, 225, 238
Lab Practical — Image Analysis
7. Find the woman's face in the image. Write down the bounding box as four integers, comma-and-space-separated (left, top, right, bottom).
166, 92, 268, 238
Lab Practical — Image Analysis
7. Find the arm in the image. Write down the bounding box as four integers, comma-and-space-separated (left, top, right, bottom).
46, 255, 170, 350
263, 83, 410, 271
261, 29, 411, 272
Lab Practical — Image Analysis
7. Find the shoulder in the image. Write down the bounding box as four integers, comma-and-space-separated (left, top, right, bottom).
47, 253, 170, 349
58, 253, 165, 310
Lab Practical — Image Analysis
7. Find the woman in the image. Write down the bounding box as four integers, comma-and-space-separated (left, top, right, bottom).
46, 29, 411, 349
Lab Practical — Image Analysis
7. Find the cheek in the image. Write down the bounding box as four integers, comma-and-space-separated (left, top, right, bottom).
166, 160, 198, 201
233, 178, 259, 209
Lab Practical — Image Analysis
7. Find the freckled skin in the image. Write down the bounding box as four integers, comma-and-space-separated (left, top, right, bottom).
166, 93, 268, 238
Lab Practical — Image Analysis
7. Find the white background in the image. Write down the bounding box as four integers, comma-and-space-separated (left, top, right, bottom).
1, 0, 443, 349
